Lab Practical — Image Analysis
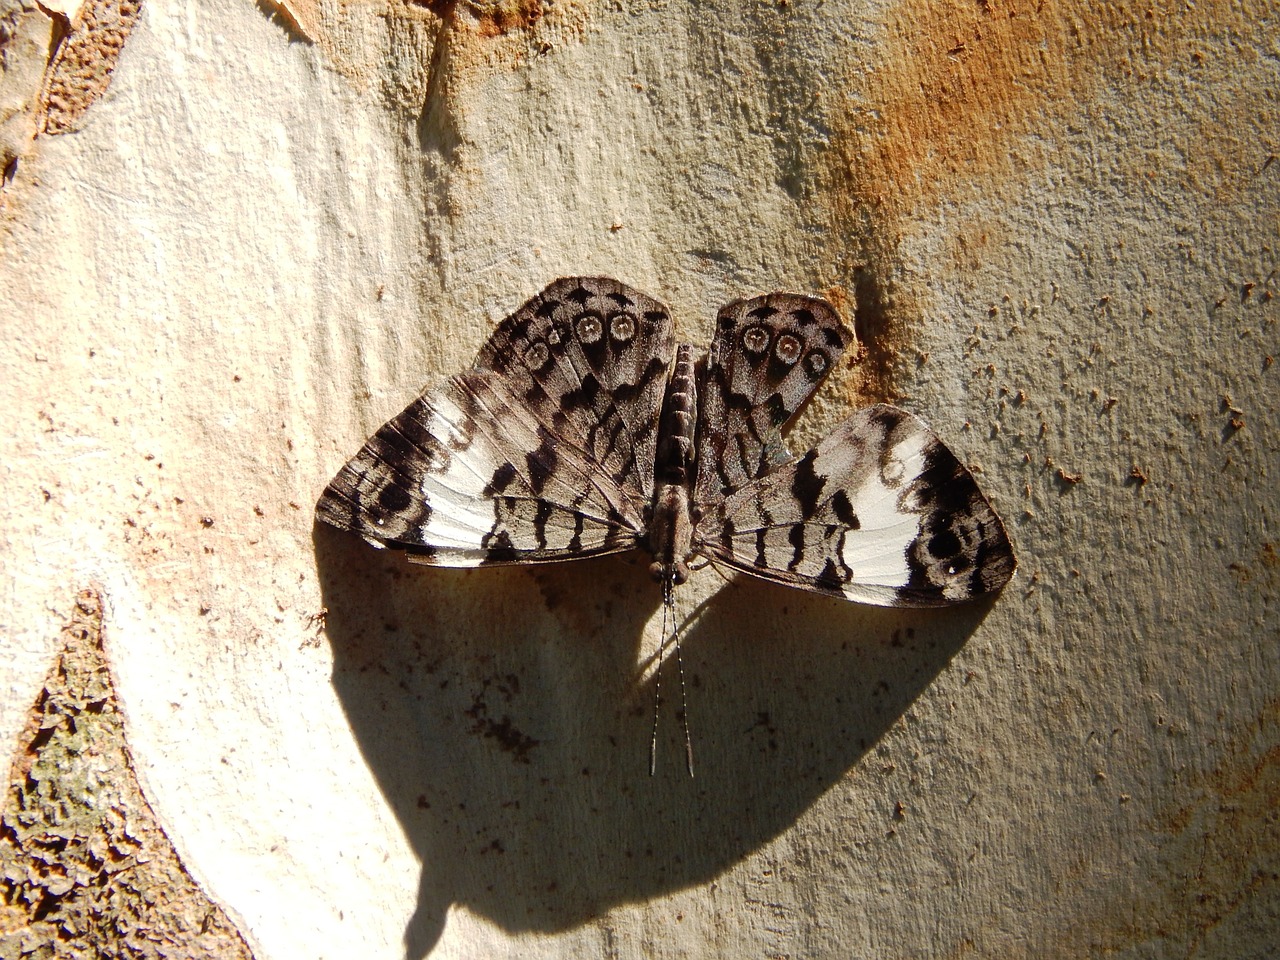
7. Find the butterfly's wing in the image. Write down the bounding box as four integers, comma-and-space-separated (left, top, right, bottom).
693, 293, 850, 506
694, 405, 1016, 606
316, 277, 675, 566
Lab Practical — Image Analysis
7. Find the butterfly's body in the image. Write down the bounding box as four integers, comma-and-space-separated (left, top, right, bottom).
649, 343, 699, 585
317, 277, 1014, 607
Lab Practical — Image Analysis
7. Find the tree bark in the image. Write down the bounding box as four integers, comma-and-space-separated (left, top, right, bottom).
1, 0, 1276, 957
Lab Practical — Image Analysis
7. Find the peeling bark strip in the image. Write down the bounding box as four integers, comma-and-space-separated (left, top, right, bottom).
413, 0, 545, 37
0, 589, 253, 960
40, 0, 144, 135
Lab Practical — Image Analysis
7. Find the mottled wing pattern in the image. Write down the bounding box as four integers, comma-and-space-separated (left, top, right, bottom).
472, 277, 675, 501
694, 405, 1016, 606
693, 293, 850, 507
316, 278, 674, 566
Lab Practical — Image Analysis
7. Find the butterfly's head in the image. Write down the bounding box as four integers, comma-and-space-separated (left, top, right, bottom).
649, 558, 690, 586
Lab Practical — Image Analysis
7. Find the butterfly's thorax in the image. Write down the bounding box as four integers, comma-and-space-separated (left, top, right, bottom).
649, 343, 699, 584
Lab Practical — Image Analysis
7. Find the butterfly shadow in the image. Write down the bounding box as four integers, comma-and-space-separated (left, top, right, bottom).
313, 522, 997, 958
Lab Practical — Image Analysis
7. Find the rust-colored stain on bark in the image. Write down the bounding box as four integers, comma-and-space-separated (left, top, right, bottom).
1081, 698, 1278, 956
932, 697, 1280, 959
823, 0, 1267, 401
838, 0, 1265, 221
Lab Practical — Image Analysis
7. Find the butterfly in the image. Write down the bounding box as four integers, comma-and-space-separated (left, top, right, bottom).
316, 276, 1015, 608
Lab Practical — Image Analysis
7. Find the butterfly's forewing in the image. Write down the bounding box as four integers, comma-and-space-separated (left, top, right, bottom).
693, 293, 850, 507
316, 277, 675, 565
695, 405, 1016, 606
473, 277, 675, 501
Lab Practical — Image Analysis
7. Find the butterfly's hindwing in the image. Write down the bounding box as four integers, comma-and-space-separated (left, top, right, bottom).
316, 277, 674, 565
693, 293, 850, 506
695, 405, 1016, 606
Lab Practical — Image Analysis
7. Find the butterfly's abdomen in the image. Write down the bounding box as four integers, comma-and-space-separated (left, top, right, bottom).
655, 344, 698, 484
649, 344, 698, 584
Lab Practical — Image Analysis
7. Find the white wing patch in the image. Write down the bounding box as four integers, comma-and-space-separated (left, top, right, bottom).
833, 424, 927, 592
697, 406, 1014, 607
318, 367, 650, 566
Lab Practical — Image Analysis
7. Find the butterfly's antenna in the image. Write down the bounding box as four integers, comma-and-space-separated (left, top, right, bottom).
649, 579, 672, 776
672, 582, 694, 778
648, 574, 699, 777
